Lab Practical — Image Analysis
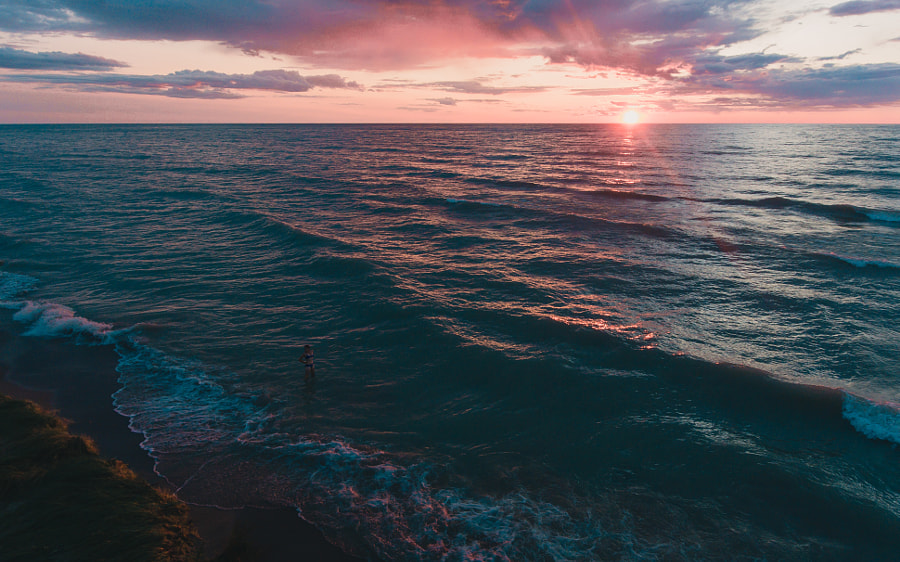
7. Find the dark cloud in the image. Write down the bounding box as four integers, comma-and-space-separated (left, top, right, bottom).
88, 85, 245, 99
541, 26, 766, 79
817, 49, 861, 61
759, 64, 900, 105
0, 0, 761, 76
492, 0, 753, 37
683, 63, 900, 106
0, 0, 368, 41
691, 52, 798, 75
0, 45, 126, 70
829, 0, 900, 16
0, 0, 89, 32
304, 73, 363, 90
1, 68, 364, 98
524, 0, 763, 78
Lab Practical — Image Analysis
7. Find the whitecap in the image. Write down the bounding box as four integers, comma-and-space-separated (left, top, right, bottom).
13, 300, 114, 342
842, 393, 900, 446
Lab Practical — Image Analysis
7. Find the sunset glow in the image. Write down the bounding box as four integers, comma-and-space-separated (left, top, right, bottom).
622, 111, 641, 125
0, 0, 898, 123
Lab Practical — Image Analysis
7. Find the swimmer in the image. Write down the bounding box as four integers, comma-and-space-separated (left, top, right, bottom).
299, 345, 315, 380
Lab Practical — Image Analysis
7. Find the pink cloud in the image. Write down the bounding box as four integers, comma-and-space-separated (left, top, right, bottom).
0, 1, 754, 74
266, 4, 529, 70
2, 0, 899, 113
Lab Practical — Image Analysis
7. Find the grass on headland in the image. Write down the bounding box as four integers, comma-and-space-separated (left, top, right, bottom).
0, 394, 202, 561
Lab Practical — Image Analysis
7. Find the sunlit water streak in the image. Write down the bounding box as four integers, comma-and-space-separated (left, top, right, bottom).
1, 124, 898, 560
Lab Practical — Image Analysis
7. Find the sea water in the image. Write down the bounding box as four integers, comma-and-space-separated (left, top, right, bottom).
1, 124, 898, 560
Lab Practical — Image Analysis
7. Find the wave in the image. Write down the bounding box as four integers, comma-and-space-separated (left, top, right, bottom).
699, 196, 876, 224
444, 197, 501, 207
427, 298, 900, 454
2, 271, 130, 344
230, 210, 333, 247
463, 177, 552, 191
822, 167, 900, 180
842, 394, 900, 445
483, 153, 530, 161
819, 252, 900, 270
443, 197, 674, 239
863, 210, 900, 223
12, 301, 116, 342
587, 188, 669, 202
145, 187, 219, 202
417, 169, 462, 180
700, 148, 750, 156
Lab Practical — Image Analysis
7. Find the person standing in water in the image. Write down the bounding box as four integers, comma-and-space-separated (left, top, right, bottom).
299, 345, 315, 380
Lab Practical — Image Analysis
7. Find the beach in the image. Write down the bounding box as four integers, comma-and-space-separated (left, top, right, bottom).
0, 315, 363, 561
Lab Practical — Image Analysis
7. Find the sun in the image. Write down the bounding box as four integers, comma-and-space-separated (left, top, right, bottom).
622, 110, 641, 125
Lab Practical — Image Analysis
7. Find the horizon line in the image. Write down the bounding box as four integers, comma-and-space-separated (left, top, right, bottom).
2, 121, 899, 126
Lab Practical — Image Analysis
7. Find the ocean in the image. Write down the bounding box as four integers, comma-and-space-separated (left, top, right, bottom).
1, 123, 898, 560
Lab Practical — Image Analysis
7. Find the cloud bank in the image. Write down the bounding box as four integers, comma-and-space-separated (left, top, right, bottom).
0, 0, 899, 111
680, 62, 900, 106
2, 68, 364, 99
0, 0, 765, 74
0, 45, 126, 70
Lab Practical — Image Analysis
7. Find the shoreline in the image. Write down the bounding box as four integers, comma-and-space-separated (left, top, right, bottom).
0, 319, 364, 561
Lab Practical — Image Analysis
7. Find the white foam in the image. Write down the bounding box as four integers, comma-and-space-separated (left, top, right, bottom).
2, 272, 115, 342
13, 300, 114, 342
842, 393, 900, 445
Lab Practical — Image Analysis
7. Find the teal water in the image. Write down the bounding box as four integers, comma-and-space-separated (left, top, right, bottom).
1, 124, 899, 560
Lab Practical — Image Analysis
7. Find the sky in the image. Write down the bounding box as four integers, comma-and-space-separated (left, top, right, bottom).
0, 0, 898, 123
